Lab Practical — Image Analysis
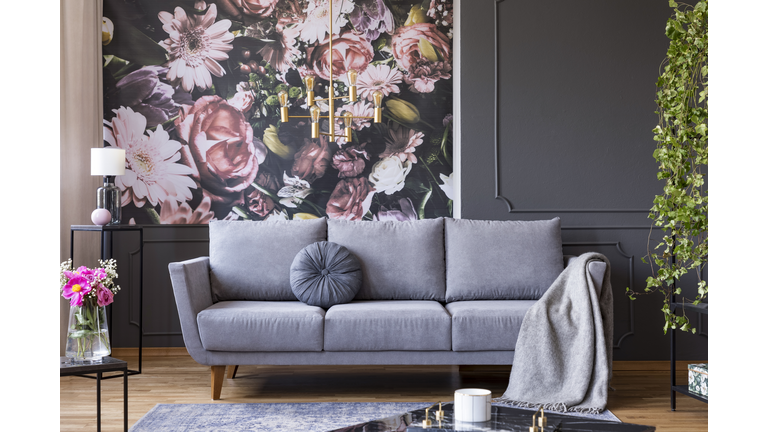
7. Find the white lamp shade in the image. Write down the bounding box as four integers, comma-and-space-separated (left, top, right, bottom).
91, 147, 126, 176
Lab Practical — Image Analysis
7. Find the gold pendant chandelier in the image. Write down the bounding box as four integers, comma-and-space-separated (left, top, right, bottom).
276, 0, 384, 141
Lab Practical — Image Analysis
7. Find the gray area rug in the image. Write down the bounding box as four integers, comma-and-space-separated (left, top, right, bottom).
129, 402, 620, 431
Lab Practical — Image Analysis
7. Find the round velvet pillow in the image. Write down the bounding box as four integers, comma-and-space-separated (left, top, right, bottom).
290, 241, 362, 308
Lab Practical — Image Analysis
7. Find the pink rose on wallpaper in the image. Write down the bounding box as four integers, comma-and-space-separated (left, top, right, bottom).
244, 172, 280, 217
306, 31, 374, 81
218, 0, 279, 19
291, 136, 333, 183
326, 177, 375, 220
404, 57, 451, 93
391, 23, 452, 92
175, 95, 267, 199
332, 143, 369, 178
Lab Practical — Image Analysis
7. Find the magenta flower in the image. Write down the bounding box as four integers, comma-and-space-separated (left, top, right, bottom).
62, 275, 92, 307
77, 266, 96, 283
96, 285, 115, 307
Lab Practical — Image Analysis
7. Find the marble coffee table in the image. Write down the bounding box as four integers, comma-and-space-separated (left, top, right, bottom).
329, 402, 655, 432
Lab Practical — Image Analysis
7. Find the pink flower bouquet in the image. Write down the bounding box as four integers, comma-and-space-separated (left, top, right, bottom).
60, 259, 121, 307
61, 259, 121, 362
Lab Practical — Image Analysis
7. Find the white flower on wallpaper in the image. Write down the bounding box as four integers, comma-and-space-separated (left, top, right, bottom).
104, 107, 196, 208
158, 3, 234, 92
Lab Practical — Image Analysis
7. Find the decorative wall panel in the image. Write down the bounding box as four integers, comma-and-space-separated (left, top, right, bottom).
102, 0, 454, 224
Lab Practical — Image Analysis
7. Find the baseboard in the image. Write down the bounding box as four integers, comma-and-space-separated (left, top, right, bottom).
613, 361, 708, 371
109, 348, 707, 372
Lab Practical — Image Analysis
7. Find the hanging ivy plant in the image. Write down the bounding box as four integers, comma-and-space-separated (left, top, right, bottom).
627, 0, 708, 334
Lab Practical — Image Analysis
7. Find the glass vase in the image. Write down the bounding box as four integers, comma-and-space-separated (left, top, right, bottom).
96, 175, 121, 225
65, 300, 110, 364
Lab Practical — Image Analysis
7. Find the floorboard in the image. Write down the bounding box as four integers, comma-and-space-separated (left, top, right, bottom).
59, 354, 707, 431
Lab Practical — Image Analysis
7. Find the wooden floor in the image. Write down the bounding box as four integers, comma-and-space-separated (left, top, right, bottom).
60, 351, 707, 431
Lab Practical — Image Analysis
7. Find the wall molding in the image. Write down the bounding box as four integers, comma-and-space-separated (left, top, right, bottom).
492, 0, 648, 215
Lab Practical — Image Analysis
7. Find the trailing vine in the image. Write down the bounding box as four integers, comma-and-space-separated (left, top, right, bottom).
627, 0, 708, 334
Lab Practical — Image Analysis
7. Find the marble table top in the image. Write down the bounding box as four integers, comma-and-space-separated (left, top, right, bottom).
330, 402, 655, 432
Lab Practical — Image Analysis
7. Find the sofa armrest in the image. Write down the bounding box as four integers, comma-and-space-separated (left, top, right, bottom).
565, 254, 608, 296
168, 256, 214, 363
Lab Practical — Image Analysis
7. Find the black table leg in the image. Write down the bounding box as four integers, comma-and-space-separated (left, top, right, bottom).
97, 371, 102, 432
124, 369, 128, 431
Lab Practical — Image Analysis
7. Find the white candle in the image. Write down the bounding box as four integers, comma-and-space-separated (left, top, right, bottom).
453, 388, 492, 423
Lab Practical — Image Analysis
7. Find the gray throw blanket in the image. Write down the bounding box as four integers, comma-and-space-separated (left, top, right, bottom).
496, 253, 613, 414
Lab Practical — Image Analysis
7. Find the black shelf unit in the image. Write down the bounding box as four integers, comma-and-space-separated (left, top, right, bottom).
70, 224, 144, 376
670, 301, 708, 410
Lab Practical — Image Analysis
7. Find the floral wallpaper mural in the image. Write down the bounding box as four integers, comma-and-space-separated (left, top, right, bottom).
102, 0, 454, 224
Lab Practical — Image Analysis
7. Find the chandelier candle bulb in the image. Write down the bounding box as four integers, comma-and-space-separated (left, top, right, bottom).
347, 70, 358, 101
343, 111, 353, 141
278, 90, 289, 122
305, 75, 315, 107
373, 90, 383, 123
310, 105, 321, 138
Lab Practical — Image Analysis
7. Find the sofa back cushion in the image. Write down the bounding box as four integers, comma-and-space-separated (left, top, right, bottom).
327, 218, 446, 301
209, 219, 327, 301
445, 218, 564, 301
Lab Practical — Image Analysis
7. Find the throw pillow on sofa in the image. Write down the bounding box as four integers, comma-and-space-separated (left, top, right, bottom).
445, 217, 564, 301
290, 241, 362, 308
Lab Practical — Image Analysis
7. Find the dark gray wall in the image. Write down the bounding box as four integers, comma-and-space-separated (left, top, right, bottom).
460, 0, 707, 360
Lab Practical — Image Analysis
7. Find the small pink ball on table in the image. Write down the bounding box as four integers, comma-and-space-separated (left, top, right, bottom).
91, 208, 111, 226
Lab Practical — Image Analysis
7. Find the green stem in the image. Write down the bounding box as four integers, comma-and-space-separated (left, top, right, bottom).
146, 207, 162, 224
418, 156, 447, 204
147, 115, 180, 132
251, 182, 281, 202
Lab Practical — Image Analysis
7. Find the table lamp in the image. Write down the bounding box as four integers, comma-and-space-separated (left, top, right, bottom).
91, 147, 125, 225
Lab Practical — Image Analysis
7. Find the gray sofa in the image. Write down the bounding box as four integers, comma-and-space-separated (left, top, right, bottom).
168, 217, 608, 399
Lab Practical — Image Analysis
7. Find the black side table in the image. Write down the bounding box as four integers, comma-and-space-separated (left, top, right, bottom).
670, 302, 708, 410
60, 356, 128, 432
70, 224, 144, 375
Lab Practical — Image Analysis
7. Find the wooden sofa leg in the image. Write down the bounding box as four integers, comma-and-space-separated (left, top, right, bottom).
211, 366, 226, 400
227, 365, 239, 379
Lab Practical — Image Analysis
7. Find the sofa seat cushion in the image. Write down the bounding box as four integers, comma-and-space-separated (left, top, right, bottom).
445, 218, 564, 301
446, 300, 537, 351
209, 219, 327, 301
324, 301, 451, 351
197, 301, 325, 352
327, 219, 446, 301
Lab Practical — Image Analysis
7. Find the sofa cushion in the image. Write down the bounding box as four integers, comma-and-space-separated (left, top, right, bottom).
445, 218, 564, 301
446, 300, 537, 351
209, 219, 327, 301
324, 301, 451, 351
197, 301, 325, 352
290, 241, 362, 308
327, 219, 446, 300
